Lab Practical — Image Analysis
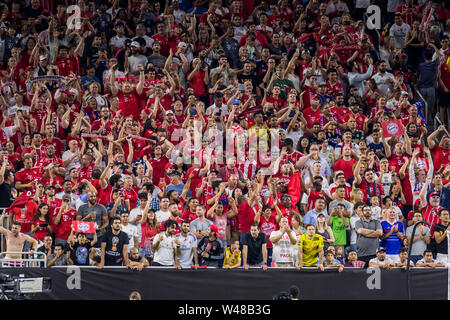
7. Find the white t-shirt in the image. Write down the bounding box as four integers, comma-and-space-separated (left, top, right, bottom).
389, 23, 411, 49
121, 223, 138, 252
129, 207, 144, 239
270, 230, 295, 264
369, 256, 393, 265
175, 232, 197, 268
155, 209, 171, 224
371, 72, 395, 97
109, 35, 129, 49
153, 232, 176, 266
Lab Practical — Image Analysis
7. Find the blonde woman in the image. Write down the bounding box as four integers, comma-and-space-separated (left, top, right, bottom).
315, 213, 334, 252
350, 188, 365, 205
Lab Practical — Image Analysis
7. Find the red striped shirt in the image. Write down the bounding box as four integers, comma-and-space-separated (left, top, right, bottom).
421, 204, 443, 236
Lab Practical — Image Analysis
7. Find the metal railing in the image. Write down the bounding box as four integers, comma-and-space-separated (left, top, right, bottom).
0, 252, 47, 268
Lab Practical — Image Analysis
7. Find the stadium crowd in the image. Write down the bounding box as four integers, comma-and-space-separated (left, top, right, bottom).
0, 0, 448, 270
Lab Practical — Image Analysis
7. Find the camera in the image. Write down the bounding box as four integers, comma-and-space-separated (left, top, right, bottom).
0, 273, 51, 300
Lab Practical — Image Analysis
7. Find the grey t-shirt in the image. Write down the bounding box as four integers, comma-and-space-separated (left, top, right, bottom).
190, 218, 212, 234
128, 54, 148, 74
355, 218, 382, 257
406, 225, 430, 256
48, 254, 68, 266
77, 203, 108, 238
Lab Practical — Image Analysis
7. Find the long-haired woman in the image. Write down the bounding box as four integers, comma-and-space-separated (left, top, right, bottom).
31, 203, 51, 243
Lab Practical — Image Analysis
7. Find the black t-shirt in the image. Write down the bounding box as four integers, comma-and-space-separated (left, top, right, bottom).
0, 183, 14, 208
69, 241, 92, 266
102, 230, 129, 266
241, 232, 267, 265
433, 223, 449, 255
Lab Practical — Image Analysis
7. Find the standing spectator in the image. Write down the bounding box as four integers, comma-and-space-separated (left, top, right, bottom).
355, 205, 383, 267
432, 208, 450, 266
406, 211, 431, 264
120, 212, 139, 252
297, 224, 324, 271
66, 230, 97, 266
315, 213, 334, 252
190, 204, 212, 239
77, 191, 108, 245
418, 43, 442, 123
304, 198, 328, 226
175, 220, 199, 269
389, 13, 410, 49
53, 195, 78, 247
242, 223, 268, 270
380, 207, 405, 260
270, 216, 297, 267
197, 224, 224, 267
98, 217, 130, 268
328, 205, 350, 252
152, 220, 181, 268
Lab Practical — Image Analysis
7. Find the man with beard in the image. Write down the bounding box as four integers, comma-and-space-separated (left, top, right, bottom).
128, 41, 148, 76
152, 220, 181, 268
91, 106, 115, 136
0, 214, 38, 267
98, 217, 130, 268
355, 205, 383, 267
175, 220, 199, 269
77, 191, 108, 245
371, 60, 395, 97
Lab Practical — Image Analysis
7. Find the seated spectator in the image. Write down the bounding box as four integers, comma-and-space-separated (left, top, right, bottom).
47, 244, 68, 267
222, 240, 242, 269
369, 248, 395, 270
391, 247, 414, 268
128, 247, 150, 271
406, 211, 431, 264
415, 250, 445, 268
323, 250, 344, 272
343, 249, 366, 268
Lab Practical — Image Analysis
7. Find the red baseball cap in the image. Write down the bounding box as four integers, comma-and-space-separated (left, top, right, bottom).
209, 224, 219, 234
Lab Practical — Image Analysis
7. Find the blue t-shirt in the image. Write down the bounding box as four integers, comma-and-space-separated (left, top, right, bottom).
380, 220, 404, 254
